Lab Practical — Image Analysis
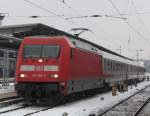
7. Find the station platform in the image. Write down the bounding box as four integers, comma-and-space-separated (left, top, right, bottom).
0, 83, 17, 100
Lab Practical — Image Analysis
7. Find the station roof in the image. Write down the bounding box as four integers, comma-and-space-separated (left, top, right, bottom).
0, 23, 132, 60
0, 34, 21, 49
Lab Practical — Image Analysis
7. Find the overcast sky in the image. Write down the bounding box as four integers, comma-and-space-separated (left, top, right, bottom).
0, 0, 150, 60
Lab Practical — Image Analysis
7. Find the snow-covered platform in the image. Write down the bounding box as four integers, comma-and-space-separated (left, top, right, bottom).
30, 80, 150, 116
0, 83, 17, 100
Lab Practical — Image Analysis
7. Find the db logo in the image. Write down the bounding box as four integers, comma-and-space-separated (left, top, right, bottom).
35, 65, 44, 71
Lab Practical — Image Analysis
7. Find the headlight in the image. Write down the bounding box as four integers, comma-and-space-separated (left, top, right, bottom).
38, 59, 43, 63
20, 74, 27, 78
50, 74, 58, 78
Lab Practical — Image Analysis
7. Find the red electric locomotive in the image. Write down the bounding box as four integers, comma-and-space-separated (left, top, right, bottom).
15, 36, 145, 103
15, 36, 103, 103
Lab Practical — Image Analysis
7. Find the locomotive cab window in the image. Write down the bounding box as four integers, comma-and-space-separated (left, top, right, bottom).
42, 45, 60, 58
23, 45, 60, 58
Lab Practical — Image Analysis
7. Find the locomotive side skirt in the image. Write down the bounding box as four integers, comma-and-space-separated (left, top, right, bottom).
67, 78, 104, 93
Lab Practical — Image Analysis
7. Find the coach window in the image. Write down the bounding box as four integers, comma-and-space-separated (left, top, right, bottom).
134, 67, 136, 72
115, 63, 117, 71
130, 66, 132, 72
119, 63, 121, 71
104, 59, 107, 71
108, 60, 110, 72
120, 64, 123, 72
113, 62, 115, 72
107, 60, 110, 72
120, 63, 122, 72
111, 61, 113, 72
116, 63, 118, 71
110, 61, 112, 72
106, 60, 108, 72
109, 60, 112, 72
106, 59, 108, 72
128, 65, 129, 72
114, 62, 116, 72
124, 64, 126, 72
108, 60, 111, 72
123, 64, 125, 72
112, 61, 114, 72
122, 64, 124, 72
120, 63, 122, 71
117, 63, 119, 72
131, 66, 133, 72
115, 62, 117, 72
120, 64, 122, 72
114, 62, 117, 72
118, 63, 120, 71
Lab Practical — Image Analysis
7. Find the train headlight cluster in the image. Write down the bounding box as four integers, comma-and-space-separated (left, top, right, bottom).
20, 74, 27, 78
49, 74, 58, 78
38, 59, 43, 63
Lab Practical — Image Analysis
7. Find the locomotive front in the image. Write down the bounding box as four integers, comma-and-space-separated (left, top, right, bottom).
15, 36, 71, 103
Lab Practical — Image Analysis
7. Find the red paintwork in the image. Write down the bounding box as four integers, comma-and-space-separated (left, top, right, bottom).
16, 36, 103, 94
70, 48, 102, 79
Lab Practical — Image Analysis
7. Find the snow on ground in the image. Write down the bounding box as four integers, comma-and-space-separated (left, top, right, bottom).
0, 83, 15, 94
30, 80, 150, 116
0, 81, 149, 116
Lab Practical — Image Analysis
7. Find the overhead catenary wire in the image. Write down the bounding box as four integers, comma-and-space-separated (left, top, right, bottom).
23, 0, 82, 28
22, 0, 150, 52
107, 0, 150, 45
4, 12, 150, 18
23, 0, 123, 48
57, 0, 122, 47
23, 0, 117, 47
131, 0, 150, 36
116, 12, 150, 16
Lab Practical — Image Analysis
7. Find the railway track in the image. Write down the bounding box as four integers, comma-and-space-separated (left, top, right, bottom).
0, 98, 58, 116
1, 86, 150, 116
0, 104, 53, 116
96, 86, 150, 116
23, 107, 53, 116
133, 97, 150, 116
0, 97, 23, 108
0, 104, 28, 115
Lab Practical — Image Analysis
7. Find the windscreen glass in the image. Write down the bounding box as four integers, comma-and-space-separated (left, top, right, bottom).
23, 45, 60, 58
